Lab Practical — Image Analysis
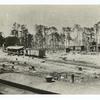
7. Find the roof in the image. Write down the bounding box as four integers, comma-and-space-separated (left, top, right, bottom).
7, 46, 24, 50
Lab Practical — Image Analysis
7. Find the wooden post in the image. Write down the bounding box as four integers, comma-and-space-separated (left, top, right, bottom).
96, 24, 98, 52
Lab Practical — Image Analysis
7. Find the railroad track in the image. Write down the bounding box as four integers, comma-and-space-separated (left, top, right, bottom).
0, 79, 58, 94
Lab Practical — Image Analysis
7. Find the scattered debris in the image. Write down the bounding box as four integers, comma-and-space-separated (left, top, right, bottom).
12, 62, 14, 64
12, 66, 15, 69
29, 66, 36, 71
2, 64, 5, 68
24, 62, 26, 65
78, 67, 83, 71
41, 60, 45, 63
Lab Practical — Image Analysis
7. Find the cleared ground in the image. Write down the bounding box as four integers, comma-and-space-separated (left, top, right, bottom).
1, 49, 100, 94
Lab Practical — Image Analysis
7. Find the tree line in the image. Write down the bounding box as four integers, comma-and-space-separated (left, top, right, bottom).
0, 22, 100, 51
0, 22, 33, 49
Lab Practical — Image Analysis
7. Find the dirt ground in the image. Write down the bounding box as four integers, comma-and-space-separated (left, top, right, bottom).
1, 49, 100, 94
1, 73, 100, 94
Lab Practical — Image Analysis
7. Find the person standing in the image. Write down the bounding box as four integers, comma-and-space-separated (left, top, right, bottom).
71, 74, 75, 83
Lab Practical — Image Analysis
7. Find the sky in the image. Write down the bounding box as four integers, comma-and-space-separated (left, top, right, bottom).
0, 5, 100, 36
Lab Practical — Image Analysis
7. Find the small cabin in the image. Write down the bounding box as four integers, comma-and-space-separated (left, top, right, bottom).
6, 46, 24, 55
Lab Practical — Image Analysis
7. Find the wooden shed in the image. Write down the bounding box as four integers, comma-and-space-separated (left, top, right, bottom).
6, 46, 24, 55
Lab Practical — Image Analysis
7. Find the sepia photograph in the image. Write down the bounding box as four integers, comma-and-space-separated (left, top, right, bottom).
0, 5, 100, 94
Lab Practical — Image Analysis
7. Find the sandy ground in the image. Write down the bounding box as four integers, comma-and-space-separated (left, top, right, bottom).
46, 51, 100, 66
1, 49, 100, 94
1, 73, 100, 94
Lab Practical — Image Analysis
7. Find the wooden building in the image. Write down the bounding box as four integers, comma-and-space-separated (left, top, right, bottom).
6, 46, 24, 55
